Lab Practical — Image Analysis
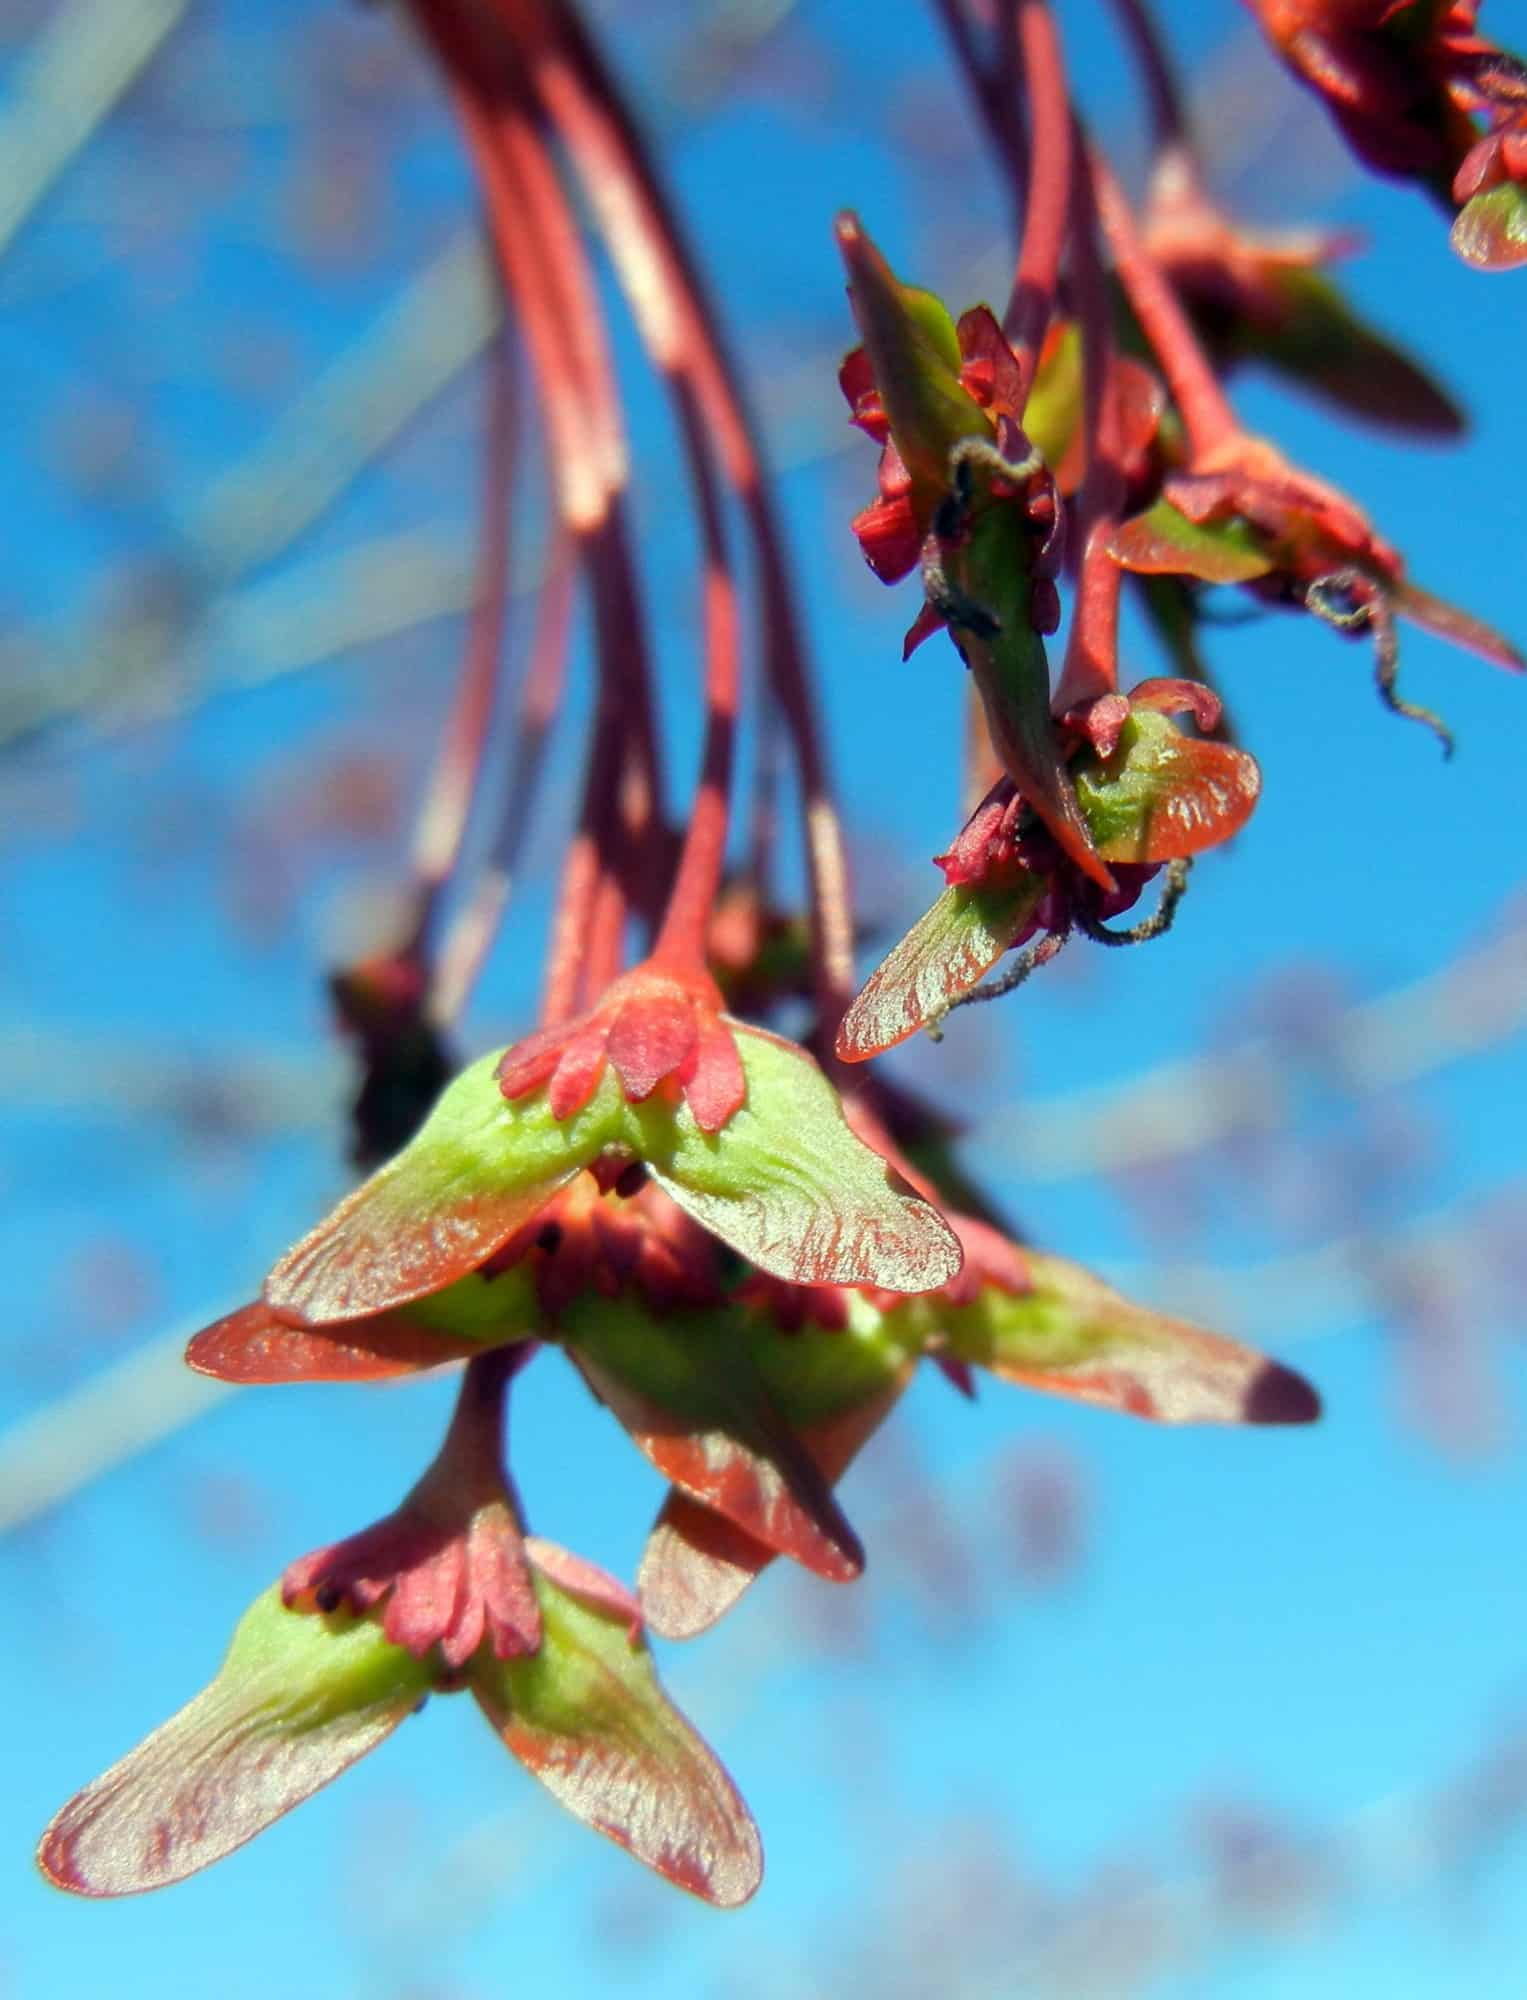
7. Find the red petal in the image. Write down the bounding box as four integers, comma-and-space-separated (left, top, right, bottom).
1454, 132, 1502, 203
901, 598, 948, 658
606, 991, 698, 1103
852, 492, 924, 582
1126, 676, 1224, 730
679, 1013, 747, 1133
838, 344, 885, 433
545, 1018, 614, 1119
497, 1021, 570, 1101
936, 778, 1022, 886
467, 1509, 544, 1662
282, 1513, 442, 1616
838, 344, 873, 401
382, 1539, 470, 1662
1066, 692, 1133, 760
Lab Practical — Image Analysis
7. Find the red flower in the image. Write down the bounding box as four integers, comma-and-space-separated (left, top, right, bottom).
839, 343, 924, 585
933, 774, 1159, 935
836, 679, 1260, 1061
1250, 0, 1479, 177
41, 1354, 760, 1908
1454, 103, 1527, 202
283, 1496, 540, 1670
839, 303, 1061, 624
281, 1347, 542, 1669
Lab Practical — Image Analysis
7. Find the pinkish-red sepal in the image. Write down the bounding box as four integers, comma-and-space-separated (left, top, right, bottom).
283, 1495, 541, 1670
499, 960, 747, 1134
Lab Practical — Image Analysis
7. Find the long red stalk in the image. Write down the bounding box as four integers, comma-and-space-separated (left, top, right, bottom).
429, 527, 576, 1026
411, 0, 669, 1010
407, 324, 517, 955
416, 0, 614, 528
1052, 142, 1126, 715
502, 0, 860, 1024
1002, 0, 1073, 390
541, 680, 623, 1023
1089, 145, 1239, 463
650, 377, 740, 973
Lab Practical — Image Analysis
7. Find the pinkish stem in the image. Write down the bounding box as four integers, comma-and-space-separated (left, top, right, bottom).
408, 324, 517, 954
413, 0, 671, 1013
1053, 142, 1126, 715
650, 377, 740, 974
1089, 144, 1239, 463
430, 528, 577, 1027
1002, 0, 1073, 394
510, 0, 860, 1026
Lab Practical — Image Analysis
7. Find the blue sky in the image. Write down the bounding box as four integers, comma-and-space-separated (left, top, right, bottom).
3, 2, 1526, 1995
